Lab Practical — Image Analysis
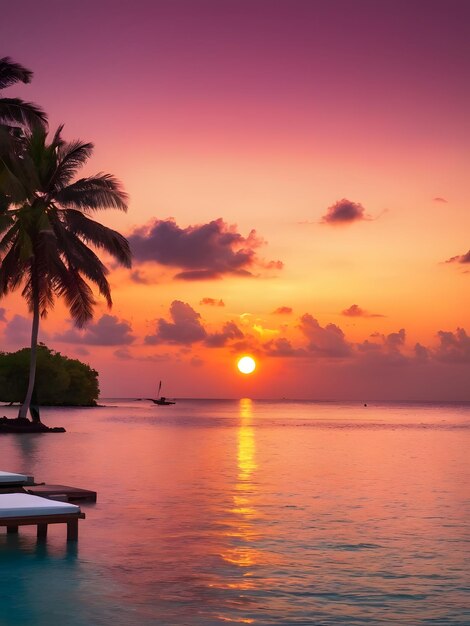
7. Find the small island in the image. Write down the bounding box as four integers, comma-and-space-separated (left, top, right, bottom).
0, 344, 99, 433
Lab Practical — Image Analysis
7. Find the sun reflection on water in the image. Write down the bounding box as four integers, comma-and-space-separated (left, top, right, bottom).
220, 398, 262, 571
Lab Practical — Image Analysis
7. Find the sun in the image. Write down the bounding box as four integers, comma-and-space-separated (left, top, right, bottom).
237, 355, 256, 375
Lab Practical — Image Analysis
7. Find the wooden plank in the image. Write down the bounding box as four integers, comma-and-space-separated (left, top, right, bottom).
37, 523, 48, 539
26, 484, 97, 502
0, 512, 85, 526
0, 512, 85, 542
67, 519, 78, 541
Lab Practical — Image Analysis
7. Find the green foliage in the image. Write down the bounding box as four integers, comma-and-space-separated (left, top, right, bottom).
0, 344, 99, 406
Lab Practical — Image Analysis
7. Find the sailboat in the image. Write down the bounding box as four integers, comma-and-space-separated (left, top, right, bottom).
148, 381, 175, 406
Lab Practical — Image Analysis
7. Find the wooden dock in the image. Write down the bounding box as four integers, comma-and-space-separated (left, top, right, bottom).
0, 493, 86, 542
26, 484, 97, 502
1, 512, 86, 541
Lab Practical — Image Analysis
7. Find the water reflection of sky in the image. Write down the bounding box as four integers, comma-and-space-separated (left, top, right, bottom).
0, 400, 469, 625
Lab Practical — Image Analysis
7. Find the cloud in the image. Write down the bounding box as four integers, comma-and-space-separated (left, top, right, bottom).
190, 356, 204, 367
205, 322, 244, 347
385, 328, 406, 350
129, 269, 158, 284
143, 352, 173, 362
414, 343, 429, 361
357, 339, 383, 353
55, 314, 135, 346
321, 199, 371, 225
341, 304, 385, 318
200, 297, 225, 307
272, 306, 293, 315
434, 328, 470, 363
264, 260, 284, 270
299, 314, 352, 357
114, 347, 133, 360
263, 337, 306, 357
355, 329, 409, 366
433, 197, 448, 203
145, 300, 207, 345
0, 308, 6, 323
73, 346, 90, 356
2, 315, 34, 345
445, 250, 470, 264
128, 218, 282, 280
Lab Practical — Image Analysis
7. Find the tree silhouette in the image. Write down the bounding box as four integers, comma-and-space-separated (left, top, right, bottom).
0, 125, 131, 421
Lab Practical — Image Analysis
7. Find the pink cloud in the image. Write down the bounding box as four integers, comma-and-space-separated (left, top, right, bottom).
55, 314, 135, 346
190, 356, 204, 367
414, 343, 430, 361
445, 250, 470, 264
272, 306, 293, 315
2, 315, 34, 346
385, 329, 406, 351
114, 347, 133, 360
200, 297, 225, 307
205, 322, 244, 347
145, 301, 206, 345
129, 269, 158, 284
299, 314, 352, 358
321, 199, 371, 225
356, 329, 407, 361
128, 218, 282, 280
434, 328, 470, 363
341, 304, 385, 318
263, 337, 306, 357
73, 346, 90, 356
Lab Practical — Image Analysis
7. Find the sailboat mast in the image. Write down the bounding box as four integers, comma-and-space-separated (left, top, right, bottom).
158, 380, 162, 397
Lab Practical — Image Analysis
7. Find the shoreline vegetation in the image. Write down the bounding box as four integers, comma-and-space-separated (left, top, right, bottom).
0, 345, 98, 433
0, 345, 99, 407
0, 57, 132, 430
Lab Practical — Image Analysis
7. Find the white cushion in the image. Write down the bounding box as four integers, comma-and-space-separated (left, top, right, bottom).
0, 493, 80, 518
0, 471, 30, 484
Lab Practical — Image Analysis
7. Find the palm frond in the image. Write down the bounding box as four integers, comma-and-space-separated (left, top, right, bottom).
61, 209, 132, 267
0, 225, 18, 257
0, 57, 33, 89
0, 243, 27, 295
19, 229, 57, 315
0, 192, 9, 214
50, 220, 113, 306
50, 124, 65, 148
51, 139, 94, 189
0, 158, 30, 203
0, 97, 47, 128
21, 271, 54, 317
52, 258, 96, 327
0, 124, 19, 159
55, 173, 129, 212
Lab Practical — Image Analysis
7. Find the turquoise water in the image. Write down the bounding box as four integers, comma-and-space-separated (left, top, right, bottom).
0, 400, 469, 625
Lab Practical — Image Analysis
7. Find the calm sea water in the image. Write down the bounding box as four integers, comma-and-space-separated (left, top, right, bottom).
0, 399, 469, 626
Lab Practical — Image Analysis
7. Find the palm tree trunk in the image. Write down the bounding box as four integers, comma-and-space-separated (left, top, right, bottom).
18, 282, 40, 422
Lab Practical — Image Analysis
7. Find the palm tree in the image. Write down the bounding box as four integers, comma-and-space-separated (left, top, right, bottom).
0, 125, 132, 422
0, 56, 47, 129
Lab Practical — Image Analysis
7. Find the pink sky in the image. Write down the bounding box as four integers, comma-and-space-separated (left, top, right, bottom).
1, 0, 469, 399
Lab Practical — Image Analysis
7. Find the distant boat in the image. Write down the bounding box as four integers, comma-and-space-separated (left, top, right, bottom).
148, 381, 175, 406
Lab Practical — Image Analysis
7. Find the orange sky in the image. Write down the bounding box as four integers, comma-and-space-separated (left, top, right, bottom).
1, 1, 469, 399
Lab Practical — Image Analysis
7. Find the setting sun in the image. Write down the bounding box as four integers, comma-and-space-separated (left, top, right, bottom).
237, 356, 256, 375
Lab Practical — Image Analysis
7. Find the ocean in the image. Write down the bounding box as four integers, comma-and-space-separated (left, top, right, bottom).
0, 399, 469, 625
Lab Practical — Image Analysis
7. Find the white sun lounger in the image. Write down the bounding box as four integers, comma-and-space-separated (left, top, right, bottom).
0, 471, 34, 485
0, 493, 85, 541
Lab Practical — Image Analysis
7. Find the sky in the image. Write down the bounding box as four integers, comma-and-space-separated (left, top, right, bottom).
1, 0, 469, 400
